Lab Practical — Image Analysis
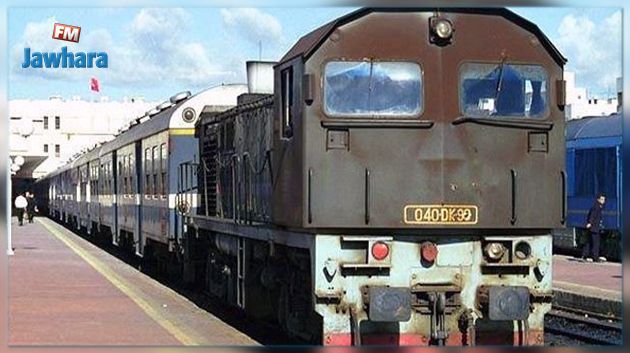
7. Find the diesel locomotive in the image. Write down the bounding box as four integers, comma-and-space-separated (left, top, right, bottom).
35, 8, 567, 346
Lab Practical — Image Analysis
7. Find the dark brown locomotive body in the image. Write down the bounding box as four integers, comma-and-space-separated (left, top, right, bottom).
191, 8, 567, 346
270, 8, 565, 230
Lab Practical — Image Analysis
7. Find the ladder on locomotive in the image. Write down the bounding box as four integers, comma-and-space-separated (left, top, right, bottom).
177, 159, 247, 309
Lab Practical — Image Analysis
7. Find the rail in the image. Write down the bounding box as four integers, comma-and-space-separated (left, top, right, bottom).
545, 308, 622, 345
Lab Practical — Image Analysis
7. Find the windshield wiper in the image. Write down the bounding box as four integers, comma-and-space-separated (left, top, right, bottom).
493, 57, 507, 104
452, 116, 553, 131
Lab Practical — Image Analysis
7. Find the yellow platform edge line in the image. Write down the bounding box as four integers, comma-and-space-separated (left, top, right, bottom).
37, 218, 198, 346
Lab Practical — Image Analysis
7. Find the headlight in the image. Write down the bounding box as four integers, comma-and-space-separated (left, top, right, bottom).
434, 19, 453, 39
484, 242, 506, 261
514, 241, 532, 260
182, 107, 196, 123
430, 16, 454, 45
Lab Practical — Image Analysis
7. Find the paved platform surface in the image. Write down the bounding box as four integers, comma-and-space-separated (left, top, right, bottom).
552, 254, 622, 317
9, 217, 257, 346
552, 254, 621, 298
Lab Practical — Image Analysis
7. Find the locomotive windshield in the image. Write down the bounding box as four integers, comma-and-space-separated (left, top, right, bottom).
460, 63, 548, 118
324, 61, 422, 117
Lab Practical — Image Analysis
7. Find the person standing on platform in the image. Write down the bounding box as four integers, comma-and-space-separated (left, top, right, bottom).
581, 193, 607, 263
26, 192, 38, 223
14, 192, 28, 226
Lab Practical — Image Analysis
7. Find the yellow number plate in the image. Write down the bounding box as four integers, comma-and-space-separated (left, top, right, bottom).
403, 205, 478, 225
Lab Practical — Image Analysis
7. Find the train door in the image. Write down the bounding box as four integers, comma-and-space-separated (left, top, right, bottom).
112, 152, 119, 246
86, 165, 91, 231
76, 167, 81, 230
80, 166, 87, 230
135, 141, 143, 256
93, 162, 101, 234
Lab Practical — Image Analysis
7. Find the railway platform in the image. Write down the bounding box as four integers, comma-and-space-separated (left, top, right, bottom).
8, 216, 257, 346
552, 254, 622, 318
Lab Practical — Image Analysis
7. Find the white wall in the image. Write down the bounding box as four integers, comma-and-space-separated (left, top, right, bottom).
9, 96, 157, 178
565, 71, 620, 120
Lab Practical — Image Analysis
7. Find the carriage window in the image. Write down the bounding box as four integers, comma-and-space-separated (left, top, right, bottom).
161, 144, 168, 167
324, 61, 422, 117
152, 146, 158, 196
160, 143, 167, 196
145, 148, 151, 196
129, 154, 134, 195
107, 164, 110, 194
460, 63, 548, 118
122, 160, 126, 195
574, 147, 617, 198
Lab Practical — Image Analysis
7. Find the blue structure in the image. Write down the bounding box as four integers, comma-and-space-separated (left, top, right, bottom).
563, 113, 622, 258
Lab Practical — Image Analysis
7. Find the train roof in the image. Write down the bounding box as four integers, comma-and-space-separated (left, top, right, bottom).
566, 113, 622, 140
99, 84, 247, 155
279, 7, 567, 67
73, 144, 103, 165
99, 99, 188, 155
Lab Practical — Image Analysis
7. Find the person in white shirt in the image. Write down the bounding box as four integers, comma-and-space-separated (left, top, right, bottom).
14, 193, 28, 226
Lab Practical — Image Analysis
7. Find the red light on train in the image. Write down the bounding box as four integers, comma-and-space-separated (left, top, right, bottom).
421, 242, 438, 263
371, 241, 390, 261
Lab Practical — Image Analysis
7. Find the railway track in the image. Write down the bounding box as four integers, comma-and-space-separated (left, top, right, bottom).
545, 308, 622, 345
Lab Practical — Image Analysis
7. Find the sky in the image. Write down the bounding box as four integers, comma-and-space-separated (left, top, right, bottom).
7, 7, 622, 101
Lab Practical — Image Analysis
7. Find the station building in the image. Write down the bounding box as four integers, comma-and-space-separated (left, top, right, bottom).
9, 95, 157, 180
564, 72, 622, 120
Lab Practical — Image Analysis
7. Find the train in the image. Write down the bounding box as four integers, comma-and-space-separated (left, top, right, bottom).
553, 113, 623, 260
34, 84, 248, 260
34, 7, 567, 346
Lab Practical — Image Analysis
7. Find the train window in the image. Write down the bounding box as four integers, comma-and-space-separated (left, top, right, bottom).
281, 67, 294, 138
129, 154, 134, 194
126, 156, 130, 195
574, 147, 617, 198
460, 63, 548, 118
324, 61, 422, 117
152, 146, 158, 196
145, 148, 151, 196
161, 143, 167, 196
119, 160, 124, 195
161, 143, 167, 167
104, 165, 108, 194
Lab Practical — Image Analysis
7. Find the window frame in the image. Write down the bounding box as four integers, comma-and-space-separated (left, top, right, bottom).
119, 159, 125, 197
321, 59, 425, 119
128, 154, 134, 197
574, 147, 618, 198
281, 67, 294, 138
152, 146, 158, 198
160, 143, 167, 197
457, 61, 551, 120
144, 148, 151, 198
